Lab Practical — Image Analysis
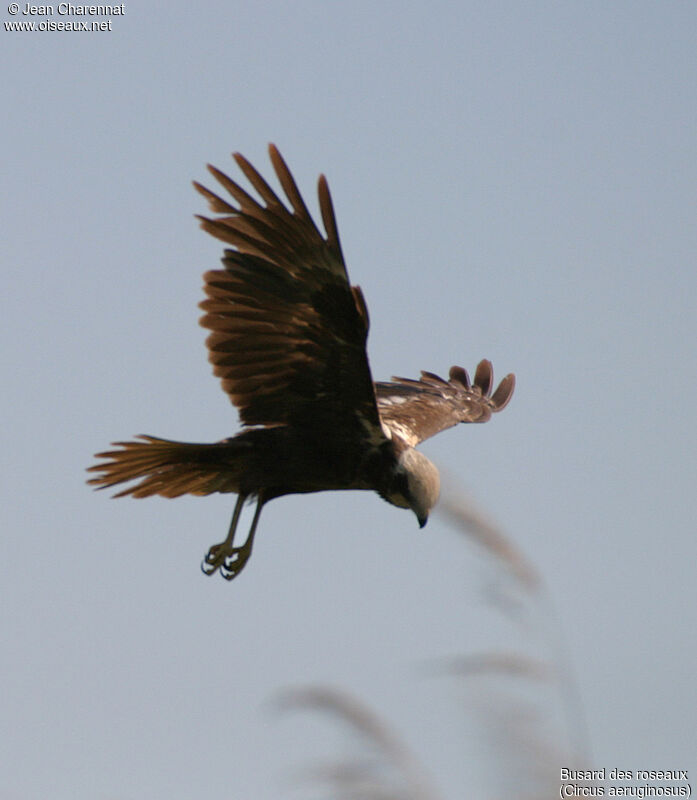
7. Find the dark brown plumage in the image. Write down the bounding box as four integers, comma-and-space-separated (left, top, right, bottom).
88, 145, 514, 580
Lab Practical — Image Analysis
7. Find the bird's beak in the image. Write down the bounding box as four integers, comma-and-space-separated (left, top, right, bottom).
418, 515, 428, 529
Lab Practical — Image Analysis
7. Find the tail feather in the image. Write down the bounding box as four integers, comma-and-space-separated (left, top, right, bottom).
87, 435, 243, 498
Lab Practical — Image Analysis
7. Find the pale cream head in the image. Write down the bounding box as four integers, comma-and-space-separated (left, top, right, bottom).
396, 448, 441, 527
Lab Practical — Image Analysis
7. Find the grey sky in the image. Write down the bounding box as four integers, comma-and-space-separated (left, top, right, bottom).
3, 2, 695, 798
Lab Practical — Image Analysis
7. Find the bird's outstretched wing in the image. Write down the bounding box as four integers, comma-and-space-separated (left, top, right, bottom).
375, 360, 514, 447
195, 144, 382, 436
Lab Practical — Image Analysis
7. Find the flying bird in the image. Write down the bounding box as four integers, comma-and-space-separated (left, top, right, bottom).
88, 145, 514, 580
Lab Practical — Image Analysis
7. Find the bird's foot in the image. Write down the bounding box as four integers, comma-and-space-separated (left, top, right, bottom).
201, 540, 252, 580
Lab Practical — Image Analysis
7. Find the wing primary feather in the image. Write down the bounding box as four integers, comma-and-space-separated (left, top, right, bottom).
351, 285, 370, 331
389, 376, 427, 386
318, 174, 341, 252
204, 164, 266, 215
448, 365, 471, 389
195, 216, 288, 261
232, 151, 284, 207
267, 144, 317, 228
419, 370, 449, 386
192, 181, 237, 214
473, 359, 493, 395
491, 373, 516, 410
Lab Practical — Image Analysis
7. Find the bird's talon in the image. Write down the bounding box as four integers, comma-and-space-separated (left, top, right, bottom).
200, 558, 217, 576
200, 542, 250, 580
204, 544, 221, 563
200, 543, 228, 576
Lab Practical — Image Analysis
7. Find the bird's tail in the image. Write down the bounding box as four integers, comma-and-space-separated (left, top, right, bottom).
87, 435, 245, 498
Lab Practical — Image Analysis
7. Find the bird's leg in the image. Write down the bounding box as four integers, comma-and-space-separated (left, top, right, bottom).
201, 493, 246, 577
201, 493, 264, 581
219, 495, 264, 581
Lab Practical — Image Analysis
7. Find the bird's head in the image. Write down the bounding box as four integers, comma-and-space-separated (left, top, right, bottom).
388, 448, 441, 528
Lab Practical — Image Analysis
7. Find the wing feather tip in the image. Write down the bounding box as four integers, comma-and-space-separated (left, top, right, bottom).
473, 359, 493, 395
420, 370, 448, 385
448, 365, 471, 389
491, 373, 515, 411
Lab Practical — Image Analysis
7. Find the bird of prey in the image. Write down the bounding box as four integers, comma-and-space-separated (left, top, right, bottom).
88, 145, 514, 581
